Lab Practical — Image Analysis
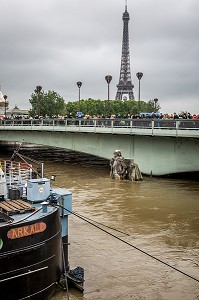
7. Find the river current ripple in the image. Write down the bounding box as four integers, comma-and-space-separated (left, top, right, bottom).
1, 146, 199, 300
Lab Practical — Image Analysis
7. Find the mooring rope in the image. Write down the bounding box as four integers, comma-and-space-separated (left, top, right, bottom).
61, 243, 70, 300
12, 152, 44, 178
17, 152, 42, 165
73, 211, 130, 236
10, 140, 24, 161
56, 204, 199, 284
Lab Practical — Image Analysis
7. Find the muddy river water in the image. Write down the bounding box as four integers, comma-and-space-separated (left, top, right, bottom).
44, 160, 199, 300
1, 148, 199, 300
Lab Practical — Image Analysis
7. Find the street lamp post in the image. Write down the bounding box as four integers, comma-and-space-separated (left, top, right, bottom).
105, 75, 112, 116
154, 98, 158, 112
34, 85, 42, 117
76, 81, 82, 112
3, 95, 8, 119
136, 72, 143, 114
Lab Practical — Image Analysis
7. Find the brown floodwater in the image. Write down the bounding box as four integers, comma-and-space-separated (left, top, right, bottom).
43, 160, 199, 300
1, 150, 199, 300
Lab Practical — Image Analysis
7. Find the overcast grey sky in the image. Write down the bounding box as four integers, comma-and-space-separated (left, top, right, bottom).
0, 0, 198, 114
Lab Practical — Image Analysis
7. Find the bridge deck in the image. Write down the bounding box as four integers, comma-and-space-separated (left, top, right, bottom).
0, 118, 199, 176
0, 118, 199, 138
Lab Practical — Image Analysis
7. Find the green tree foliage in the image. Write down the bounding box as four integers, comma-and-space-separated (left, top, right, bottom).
66, 99, 139, 116
29, 90, 66, 117
29, 90, 161, 118
145, 100, 161, 113
65, 98, 160, 116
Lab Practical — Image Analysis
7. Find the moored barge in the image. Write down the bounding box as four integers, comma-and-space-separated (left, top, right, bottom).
0, 158, 83, 299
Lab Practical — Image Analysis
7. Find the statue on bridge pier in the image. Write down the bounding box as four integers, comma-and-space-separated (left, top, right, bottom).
110, 150, 143, 181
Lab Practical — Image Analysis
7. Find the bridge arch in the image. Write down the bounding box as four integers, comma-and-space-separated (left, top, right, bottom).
0, 128, 199, 176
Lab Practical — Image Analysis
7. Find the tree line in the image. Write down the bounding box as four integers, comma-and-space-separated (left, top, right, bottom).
29, 89, 161, 118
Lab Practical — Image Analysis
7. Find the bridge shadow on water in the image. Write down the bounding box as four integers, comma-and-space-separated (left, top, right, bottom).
0, 142, 110, 166
1, 142, 199, 180
160, 171, 199, 180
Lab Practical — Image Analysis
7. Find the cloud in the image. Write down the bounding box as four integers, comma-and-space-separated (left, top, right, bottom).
0, 0, 198, 114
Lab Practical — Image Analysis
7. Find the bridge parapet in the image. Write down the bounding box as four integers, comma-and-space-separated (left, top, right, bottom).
0, 118, 199, 138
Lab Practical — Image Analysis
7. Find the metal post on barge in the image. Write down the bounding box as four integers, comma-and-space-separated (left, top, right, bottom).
50, 188, 84, 291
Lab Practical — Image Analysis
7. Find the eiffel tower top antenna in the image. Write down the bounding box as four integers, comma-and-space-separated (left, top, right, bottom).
125, 0, 127, 11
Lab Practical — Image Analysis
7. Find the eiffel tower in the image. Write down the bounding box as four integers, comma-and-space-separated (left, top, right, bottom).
115, 1, 134, 100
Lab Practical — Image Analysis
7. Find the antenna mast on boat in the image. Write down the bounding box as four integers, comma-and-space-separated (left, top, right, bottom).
10, 141, 44, 178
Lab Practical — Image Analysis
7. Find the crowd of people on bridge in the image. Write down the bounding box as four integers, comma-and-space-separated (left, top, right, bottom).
76, 112, 199, 120
1, 111, 199, 120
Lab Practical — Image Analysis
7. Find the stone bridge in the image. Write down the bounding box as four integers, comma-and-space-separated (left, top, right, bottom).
0, 118, 199, 176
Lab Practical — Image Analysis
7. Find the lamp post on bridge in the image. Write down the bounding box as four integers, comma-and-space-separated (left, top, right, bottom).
136, 72, 143, 115
3, 95, 8, 119
76, 81, 82, 112
105, 75, 112, 116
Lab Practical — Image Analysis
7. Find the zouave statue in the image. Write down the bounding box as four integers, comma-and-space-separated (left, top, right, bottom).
110, 150, 143, 181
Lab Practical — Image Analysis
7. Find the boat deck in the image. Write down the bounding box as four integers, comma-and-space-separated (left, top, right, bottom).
0, 200, 56, 225
0, 199, 35, 215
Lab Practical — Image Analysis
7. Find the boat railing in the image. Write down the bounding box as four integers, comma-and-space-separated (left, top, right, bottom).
0, 160, 33, 184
